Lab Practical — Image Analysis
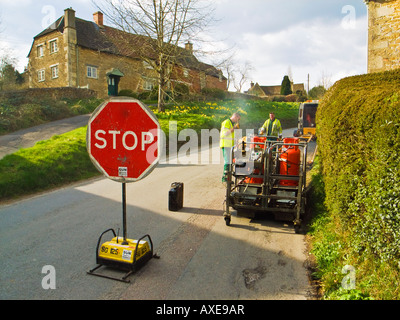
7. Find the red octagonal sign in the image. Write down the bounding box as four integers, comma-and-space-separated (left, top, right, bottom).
87, 98, 160, 183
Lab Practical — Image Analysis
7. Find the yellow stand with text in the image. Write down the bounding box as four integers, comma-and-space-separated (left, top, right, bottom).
87, 229, 156, 283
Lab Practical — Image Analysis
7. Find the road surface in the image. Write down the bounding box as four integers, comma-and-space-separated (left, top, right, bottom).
0, 120, 312, 300
0, 114, 91, 159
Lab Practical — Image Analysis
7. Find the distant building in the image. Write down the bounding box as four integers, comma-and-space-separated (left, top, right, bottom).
27, 8, 227, 97
365, 0, 400, 73
247, 82, 305, 97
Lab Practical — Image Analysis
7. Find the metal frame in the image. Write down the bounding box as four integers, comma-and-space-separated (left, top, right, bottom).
87, 229, 156, 283
224, 135, 308, 233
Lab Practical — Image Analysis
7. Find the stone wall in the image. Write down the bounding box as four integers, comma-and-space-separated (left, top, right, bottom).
28, 31, 68, 88
0, 87, 97, 103
76, 47, 146, 97
367, 0, 400, 73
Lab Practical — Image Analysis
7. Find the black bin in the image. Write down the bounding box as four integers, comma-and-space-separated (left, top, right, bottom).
169, 182, 184, 211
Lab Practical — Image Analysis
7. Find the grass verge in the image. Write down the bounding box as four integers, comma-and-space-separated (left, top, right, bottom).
0, 127, 100, 200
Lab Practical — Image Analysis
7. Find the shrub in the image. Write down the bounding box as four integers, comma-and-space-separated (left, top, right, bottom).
315, 69, 400, 299
201, 88, 227, 100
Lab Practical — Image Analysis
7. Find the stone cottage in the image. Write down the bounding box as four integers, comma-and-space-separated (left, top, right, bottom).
247, 82, 305, 98
365, 0, 400, 73
27, 8, 227, 97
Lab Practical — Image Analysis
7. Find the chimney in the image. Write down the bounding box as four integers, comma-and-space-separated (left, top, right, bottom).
93, 11, 104, 26
185, 42, 193, 54
64, 8, 76, 29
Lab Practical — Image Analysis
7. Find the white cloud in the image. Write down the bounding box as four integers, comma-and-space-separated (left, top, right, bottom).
221, 12, 368, 90
207, 0, 368, 90
0, 0, 32, 7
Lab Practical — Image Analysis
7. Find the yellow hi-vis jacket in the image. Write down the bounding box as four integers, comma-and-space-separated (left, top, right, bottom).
220, 119, 235, 148
261, 118, 282, 137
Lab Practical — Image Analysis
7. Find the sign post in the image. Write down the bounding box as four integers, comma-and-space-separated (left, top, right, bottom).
87, 97, 161, 282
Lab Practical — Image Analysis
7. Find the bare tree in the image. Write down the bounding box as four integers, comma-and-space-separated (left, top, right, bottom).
212, 55, 253, 93
318, 70, 333, 89
211, 52, 236, 91
95, 0, 215, 112
232, 61, 253, 93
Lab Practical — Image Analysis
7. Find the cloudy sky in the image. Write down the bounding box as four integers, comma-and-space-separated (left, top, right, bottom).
0, 0, 368, 91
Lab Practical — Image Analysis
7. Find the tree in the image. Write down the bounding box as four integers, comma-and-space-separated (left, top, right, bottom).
318, 70, 332, 89
308, 85, 326, 100
96, 0, 215, 112
1, 14, 24, 91
232, 61, 253, 93
212, 52, 235, 91
280, 75, 292, 95
0, 58, 23, 91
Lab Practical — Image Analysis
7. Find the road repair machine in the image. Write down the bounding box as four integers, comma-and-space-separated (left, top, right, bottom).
224, 135, 308, 234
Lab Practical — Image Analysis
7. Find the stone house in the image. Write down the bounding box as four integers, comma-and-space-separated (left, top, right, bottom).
365, 0, 400, 73
247, 82, 305, 97
27, 8, 227, 97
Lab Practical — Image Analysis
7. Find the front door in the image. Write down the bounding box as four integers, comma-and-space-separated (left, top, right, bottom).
108, 75, 121, 96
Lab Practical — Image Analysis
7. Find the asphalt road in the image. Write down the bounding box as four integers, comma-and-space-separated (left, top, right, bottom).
0, 114, 91, 159
0, 119, 312, 300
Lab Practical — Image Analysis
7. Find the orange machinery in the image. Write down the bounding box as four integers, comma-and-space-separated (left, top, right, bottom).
224, 135, 307, 234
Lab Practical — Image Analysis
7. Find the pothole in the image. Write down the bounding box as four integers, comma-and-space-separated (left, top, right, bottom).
242, 265, 267, 289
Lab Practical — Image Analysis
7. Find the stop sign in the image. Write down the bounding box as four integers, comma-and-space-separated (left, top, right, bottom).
87, 98, 160, 183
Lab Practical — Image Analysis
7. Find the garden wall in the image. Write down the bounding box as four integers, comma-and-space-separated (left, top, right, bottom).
0, 87, 97, 104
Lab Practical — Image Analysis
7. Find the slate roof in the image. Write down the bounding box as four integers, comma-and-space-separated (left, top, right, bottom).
30, 15, 225, 79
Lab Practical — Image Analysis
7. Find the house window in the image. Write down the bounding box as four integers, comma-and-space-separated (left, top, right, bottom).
37, 45, 44, 58
38, 69, 45, 82
49, 39, 58, 54
87, 66, 98, 79
51, 65, 59, 79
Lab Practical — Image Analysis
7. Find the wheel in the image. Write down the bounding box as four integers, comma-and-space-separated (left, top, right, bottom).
224, 216, 231, 226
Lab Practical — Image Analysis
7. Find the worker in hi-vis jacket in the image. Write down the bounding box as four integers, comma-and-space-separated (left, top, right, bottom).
259, 112, 282, 140
220, 112, 241, 182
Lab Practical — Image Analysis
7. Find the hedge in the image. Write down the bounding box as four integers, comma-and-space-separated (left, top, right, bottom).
317, 69, 400, 266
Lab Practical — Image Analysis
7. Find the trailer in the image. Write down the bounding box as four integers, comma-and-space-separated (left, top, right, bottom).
223, 135, 308, 234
